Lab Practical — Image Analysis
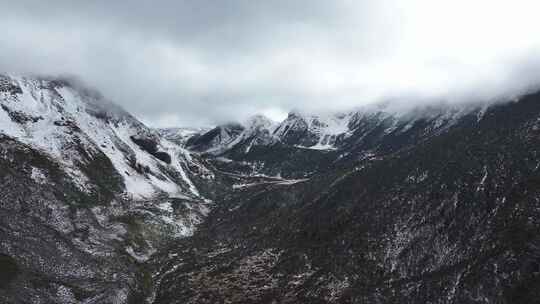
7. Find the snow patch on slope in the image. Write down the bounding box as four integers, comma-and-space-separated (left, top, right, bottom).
0, 75, 201, 200
158, 127, 208, 146
274, 111, 354, 150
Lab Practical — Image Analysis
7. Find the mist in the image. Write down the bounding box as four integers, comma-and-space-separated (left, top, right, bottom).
1, 0, 540, 127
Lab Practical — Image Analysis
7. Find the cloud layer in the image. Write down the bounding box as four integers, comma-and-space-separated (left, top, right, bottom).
2, 0, 540, 126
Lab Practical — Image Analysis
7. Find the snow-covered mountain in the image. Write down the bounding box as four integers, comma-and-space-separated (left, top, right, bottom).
273, 110, 354, 149
181, 101, 488, 178
186, 103, 480, 156
186, 114, 278, 154
221, 114, 279, 153
185, 111, 353, 154
185, 122, 245, 152
0, 75, 206, 200
158, 127, 208, 146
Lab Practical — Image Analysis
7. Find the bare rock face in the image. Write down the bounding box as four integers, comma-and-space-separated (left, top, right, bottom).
130, 135, 172, 164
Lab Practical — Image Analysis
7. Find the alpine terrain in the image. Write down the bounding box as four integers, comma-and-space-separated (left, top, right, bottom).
1, 74, 540, 304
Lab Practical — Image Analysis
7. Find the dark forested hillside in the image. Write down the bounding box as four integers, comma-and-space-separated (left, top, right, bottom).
152, 95, 540, 303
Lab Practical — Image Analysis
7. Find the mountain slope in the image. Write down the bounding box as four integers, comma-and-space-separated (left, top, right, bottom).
0, 75, 213, 303
0, 75, 205, 200
152, 94, 540, 303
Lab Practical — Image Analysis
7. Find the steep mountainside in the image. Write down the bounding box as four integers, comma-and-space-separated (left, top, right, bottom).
0, 75, 212, 303
152, 93, 540, 304
0, 75, 207, 200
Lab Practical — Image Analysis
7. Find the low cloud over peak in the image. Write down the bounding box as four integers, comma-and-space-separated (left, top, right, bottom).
2, 0, 540, 127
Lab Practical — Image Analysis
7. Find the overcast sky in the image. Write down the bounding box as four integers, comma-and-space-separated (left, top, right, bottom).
2, 1, 540, 127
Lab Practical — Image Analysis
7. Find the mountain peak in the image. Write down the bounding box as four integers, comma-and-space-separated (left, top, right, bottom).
243, 114, 276, 129
0, 74, 204, 200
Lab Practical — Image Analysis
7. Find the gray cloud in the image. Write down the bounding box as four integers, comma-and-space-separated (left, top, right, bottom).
2, 0, 540, 127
